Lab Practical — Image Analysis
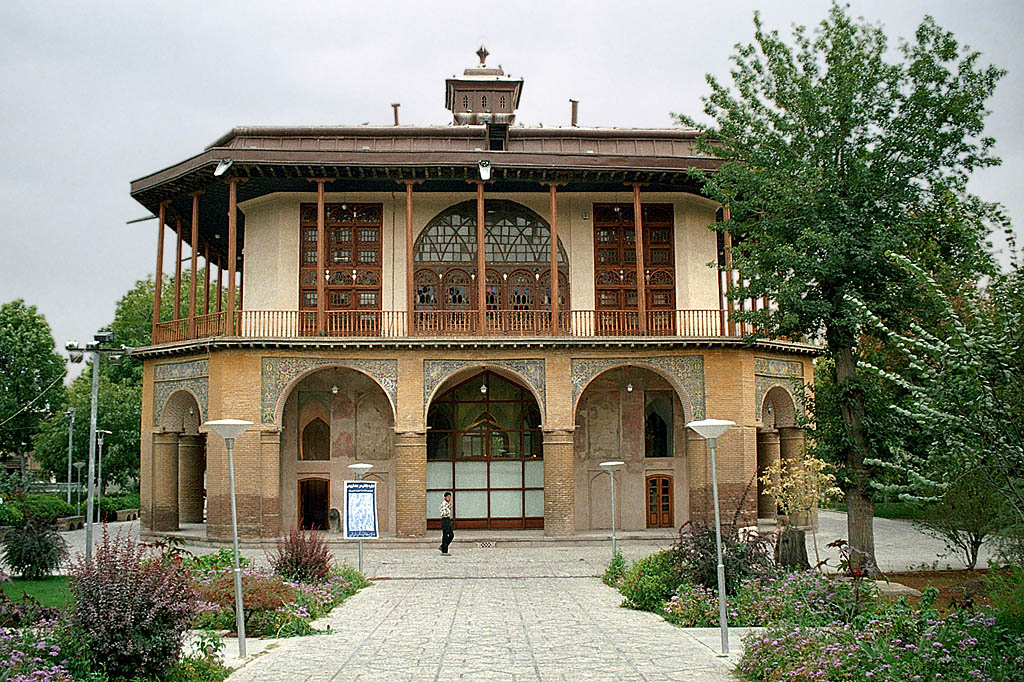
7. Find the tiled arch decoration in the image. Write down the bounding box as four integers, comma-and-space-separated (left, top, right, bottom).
261, 357, 398, 424
754, 357, 805, 423
570, 356, 705, 420
153, 359, 208, 424
422, 359, 546, 418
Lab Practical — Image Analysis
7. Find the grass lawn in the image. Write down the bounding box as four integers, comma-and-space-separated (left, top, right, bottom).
2, 576, 72, 607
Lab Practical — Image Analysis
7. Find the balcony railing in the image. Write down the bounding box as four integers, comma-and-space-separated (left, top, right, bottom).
152, 309, 756, 344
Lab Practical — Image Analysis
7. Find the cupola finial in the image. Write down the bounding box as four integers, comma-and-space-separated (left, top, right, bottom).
476, 45, 489, 66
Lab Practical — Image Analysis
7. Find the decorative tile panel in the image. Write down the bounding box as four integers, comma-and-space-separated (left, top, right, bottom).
153, 359, 209, 423
423, 359, 546, 415
261, 357, 398, 424
754, 357, 803, 378
571, 356, 705, 420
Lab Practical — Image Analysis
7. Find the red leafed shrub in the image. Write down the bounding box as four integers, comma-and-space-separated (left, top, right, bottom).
198, 571, 297, 612
270, 527, 332, 584
68, 529, 198, 681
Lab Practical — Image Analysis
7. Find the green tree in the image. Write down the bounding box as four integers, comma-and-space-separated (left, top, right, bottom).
0, 300, 66, 466
682, 4, 1007, 564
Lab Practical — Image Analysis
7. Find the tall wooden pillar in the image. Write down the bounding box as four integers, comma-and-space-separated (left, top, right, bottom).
474, 180, 486, 333
723, 206, 736, 337
203, 243, 211, 315
226, 179, 238, 334
403, 180, 422, 333
315, 179, 327, 335
152, 201, 168, 340
631, 185, 647, 333
188, 192, 201, 338
173, 216, 183, 321
216, 254, 223, 314
547, 184, 560, 334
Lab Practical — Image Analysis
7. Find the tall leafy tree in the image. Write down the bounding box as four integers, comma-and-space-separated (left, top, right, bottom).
682, 4, 1007, 564
0, 300, 66, 465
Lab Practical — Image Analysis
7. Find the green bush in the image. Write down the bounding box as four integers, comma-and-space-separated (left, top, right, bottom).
987, 566, 1024, 634
602, 550, 628, 587
99, 493, 141, 517
182, 547, 253, 573
1, 514, 67, 579
21, 494, 75, 522
0, 502, 24, 527
618, 551, 679, 612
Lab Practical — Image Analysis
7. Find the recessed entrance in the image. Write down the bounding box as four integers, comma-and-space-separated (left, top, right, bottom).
646, 475, 673, 528
426, 370, 543, 530
299, 478, 329, 530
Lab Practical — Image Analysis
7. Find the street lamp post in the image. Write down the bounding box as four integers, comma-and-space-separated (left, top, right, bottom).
347, 462, 373, 573
95, 429, 111, 523
73, 462, 85, 515
599, 461, 624, 559
65, 407, 75, 504
687, 418, 736, 656
65, 333, 127, 561
203, 419, 254, 659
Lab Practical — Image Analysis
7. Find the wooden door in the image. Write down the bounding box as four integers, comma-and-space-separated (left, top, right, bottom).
646, 475, 673, 528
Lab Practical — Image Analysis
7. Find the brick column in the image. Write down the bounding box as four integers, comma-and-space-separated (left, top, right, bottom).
260, 429, 282, 537
152, 431, 180, 531
177, 434, 205, 524
687, 429, 710, 524
756, 429, 781, 518
394, 431, 426, 537
542, 428, 575, 536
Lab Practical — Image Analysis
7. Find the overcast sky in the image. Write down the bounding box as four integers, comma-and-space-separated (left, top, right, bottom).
1, 0, 1020, 381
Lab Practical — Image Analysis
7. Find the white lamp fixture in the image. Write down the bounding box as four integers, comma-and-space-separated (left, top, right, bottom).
599, 460, 625, 558
203, 418, 253, 658
686, 418, 735, 657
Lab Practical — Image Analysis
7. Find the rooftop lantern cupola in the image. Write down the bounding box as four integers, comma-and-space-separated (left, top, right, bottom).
445, 45, 523, 130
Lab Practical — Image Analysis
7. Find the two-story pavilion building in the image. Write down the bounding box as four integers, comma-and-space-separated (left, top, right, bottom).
131, 49, 815, 540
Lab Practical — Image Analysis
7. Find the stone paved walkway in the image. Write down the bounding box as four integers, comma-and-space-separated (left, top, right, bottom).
226, 568, 744, 681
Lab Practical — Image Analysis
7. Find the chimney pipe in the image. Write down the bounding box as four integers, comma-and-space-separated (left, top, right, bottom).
391, 103, 400, 126
570, 99, 579, 127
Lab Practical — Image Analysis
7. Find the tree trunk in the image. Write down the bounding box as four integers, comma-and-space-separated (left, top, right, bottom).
776, 527, 810, 569
833, 341, 877, 572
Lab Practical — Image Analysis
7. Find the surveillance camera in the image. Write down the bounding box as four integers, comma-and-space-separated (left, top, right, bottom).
94, 331, 114, 344
65, 340, 78, 351
478, 159, 491, 181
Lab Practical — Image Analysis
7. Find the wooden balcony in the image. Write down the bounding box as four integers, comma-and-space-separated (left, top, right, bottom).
152, 309, 754, 345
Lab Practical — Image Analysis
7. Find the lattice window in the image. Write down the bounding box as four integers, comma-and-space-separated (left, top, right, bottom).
414, 200, 569, 311
299, 203, 382, 312
593, 203, 675, 311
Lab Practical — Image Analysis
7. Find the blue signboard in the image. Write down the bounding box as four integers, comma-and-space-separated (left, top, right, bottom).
344, 480, 378, 539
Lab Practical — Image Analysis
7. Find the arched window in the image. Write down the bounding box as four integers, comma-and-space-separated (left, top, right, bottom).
300, 418, 330, 461
414, 200, 569, 311
644, 392, 674, 458
414, 270, 439, 310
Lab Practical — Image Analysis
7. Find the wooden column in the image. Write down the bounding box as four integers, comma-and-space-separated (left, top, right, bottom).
152, 201, 168, 341
188, 192, 201, 338
203, 243, 211, 315
403, 180, 423, 333
216, 254, 223, 314
173, 215, 183, 321
723, 206, 736, 337
547, 183, 560, 335
632, 185, 647, 334
226, 179, 238, 334
315, 179, 327, 335
475, 180, 486, 333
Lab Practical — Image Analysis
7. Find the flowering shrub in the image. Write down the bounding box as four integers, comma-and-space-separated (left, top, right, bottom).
618, 551, 680, 612
602, 550, 628, 587
270, 527, 332, 584
739, 595, 1024, 682
193, 564, 367, 638
68, 530, 198, 681
0, 621, 73, 682
664, 569, 877, 627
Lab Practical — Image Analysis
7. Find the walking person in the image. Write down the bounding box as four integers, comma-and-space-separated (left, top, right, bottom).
439, 491, 454, 555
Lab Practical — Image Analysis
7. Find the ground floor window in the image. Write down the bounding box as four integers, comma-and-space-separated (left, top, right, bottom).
426, 371, 543, 529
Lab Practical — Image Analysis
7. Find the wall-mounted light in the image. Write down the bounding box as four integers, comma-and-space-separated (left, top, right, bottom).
331, 385, 339, 395
626, 383, 634, 393
213, 159, 233, 177
478, 160, 491, 181
480, 381, 487, 395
